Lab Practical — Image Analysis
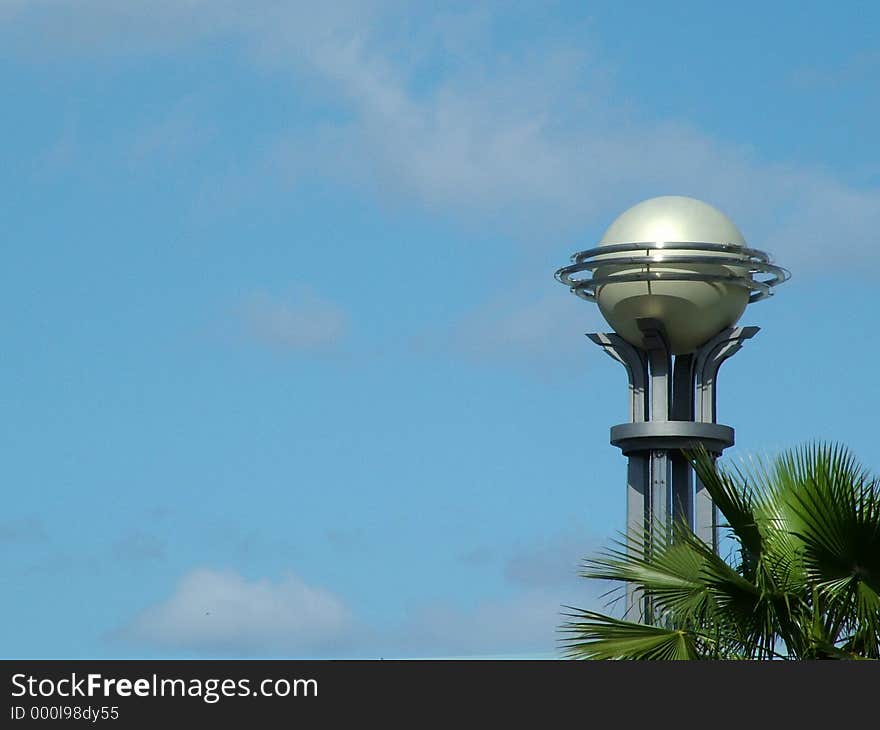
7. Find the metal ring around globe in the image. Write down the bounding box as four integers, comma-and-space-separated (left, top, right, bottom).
563, 272, 776, 303
556, 258, 787, 300
567, 271, 773, 303
561, 253, 776, 272
556, 263, 786, 289
568, 240, 776, 263
554, 240, 789, 304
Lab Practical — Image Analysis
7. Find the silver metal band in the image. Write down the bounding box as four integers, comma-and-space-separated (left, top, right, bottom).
554, 241, 790, 303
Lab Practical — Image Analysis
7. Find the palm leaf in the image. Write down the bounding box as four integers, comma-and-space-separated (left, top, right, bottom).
687, 448, 764, 573
560, 608, 704, 660
566, 442, 880, 660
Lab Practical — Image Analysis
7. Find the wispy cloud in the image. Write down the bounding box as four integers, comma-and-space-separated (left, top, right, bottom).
117, 568, 355, 656
118, 573, 604, 658
325, 528, 370, 552
434, 590, 609, 659
504, 530, 603, 590
125, 96, 217, 172
390, 589, 585, 658
443, 282, 606, 372
386, 537, 612, 657
0, 516, 48, 545
116, 522, 614, 658
238, 288, 348, 353
5, 2, 879, 268
790, 49, 880, 91
111, 531, 167, 563
255, 9, 880, 269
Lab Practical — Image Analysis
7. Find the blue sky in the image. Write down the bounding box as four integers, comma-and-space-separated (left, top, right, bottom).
1, 1, 879, 658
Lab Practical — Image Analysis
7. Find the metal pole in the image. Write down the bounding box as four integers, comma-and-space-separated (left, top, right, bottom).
693, 327, 759, 550
670, 354, 695, 529
588, 323, 758, 623
638, 319, 672, 553
587, 333, 648, 620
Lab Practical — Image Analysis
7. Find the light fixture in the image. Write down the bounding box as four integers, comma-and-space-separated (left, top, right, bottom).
555, 195, 789, 619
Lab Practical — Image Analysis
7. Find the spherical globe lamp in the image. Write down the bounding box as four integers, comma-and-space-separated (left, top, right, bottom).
555, 195, 789, 354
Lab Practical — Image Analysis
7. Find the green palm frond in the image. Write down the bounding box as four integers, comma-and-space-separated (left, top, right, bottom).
564, 442, 880, 660
688, 449, 764, 574
781, 446, 880, 593
560, 608, 704, 660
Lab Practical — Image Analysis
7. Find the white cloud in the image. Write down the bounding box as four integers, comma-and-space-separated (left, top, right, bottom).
125, 97, 217, 171
116, 524, 617, 658
0, 0, 381, 59
505, 530, 604, 590
239, 288, 348, 353
111, 531, 166, 563
387, 529, 616, 657
377, 528, 619, 657
390, 584, 609, 659
790, 49, 880, 91
6, 2, 878, 269
386, 530, 616, 657
119, 569, 354, 656
117, 570, 605, 658
254, 12, 880, 269
445, 284, 605, 371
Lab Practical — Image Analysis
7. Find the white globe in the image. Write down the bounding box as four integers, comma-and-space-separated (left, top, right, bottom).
594, 196, 751, 355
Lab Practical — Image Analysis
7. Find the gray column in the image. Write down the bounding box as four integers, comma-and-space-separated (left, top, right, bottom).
693, 327, 759, 550
587, 333, 648, 620
670, 354, 695, 529
588, 324, 754, 625
638, 320, 671, 549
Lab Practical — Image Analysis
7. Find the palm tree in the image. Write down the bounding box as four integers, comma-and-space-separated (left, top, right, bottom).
561, 443, 880, 659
